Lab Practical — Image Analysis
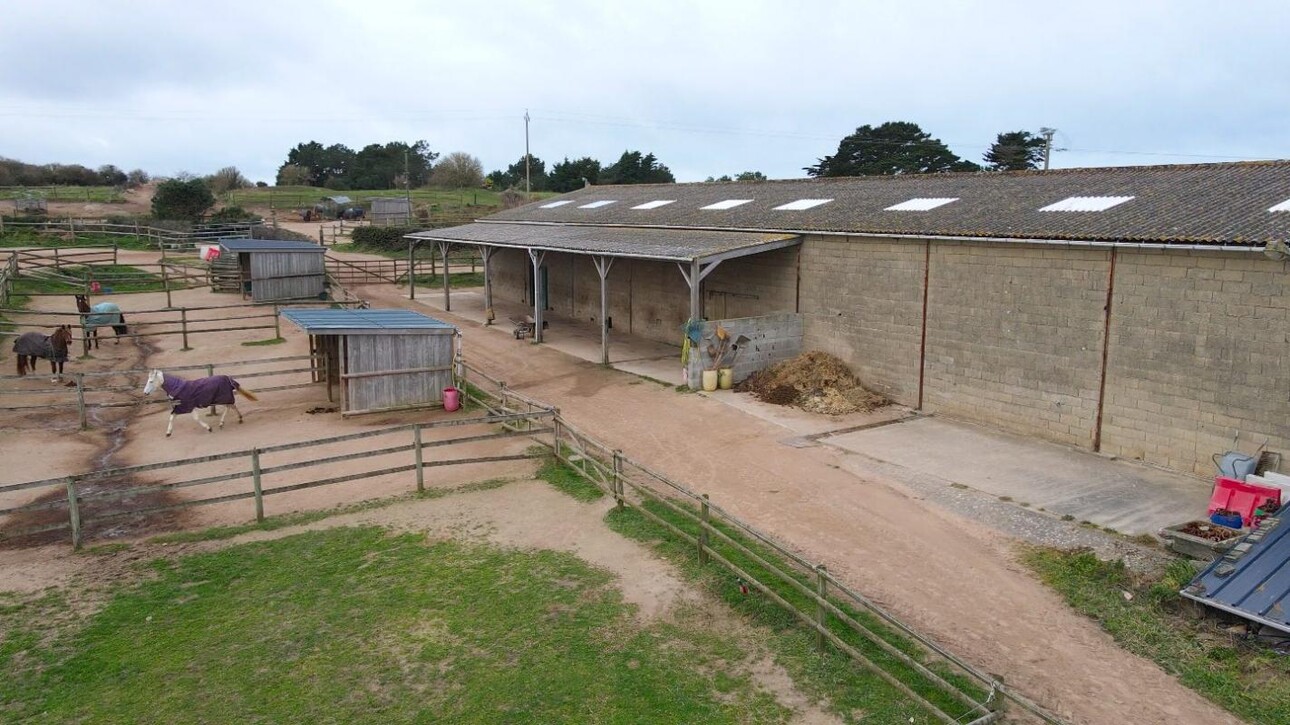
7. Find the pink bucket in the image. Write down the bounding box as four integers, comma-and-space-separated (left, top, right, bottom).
443, 387, 461, 412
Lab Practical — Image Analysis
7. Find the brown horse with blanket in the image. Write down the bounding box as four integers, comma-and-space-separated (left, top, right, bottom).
13, 326, 73, 381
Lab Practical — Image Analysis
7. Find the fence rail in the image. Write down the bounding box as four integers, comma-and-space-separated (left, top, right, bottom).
324, 255, 480, 287
0, 219, 253, 252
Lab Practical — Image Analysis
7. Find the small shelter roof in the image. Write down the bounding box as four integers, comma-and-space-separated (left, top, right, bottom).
323, 195, 353, 204
405, 222, 799, 263
220, 239, 326, 253
282, 308, 455, 335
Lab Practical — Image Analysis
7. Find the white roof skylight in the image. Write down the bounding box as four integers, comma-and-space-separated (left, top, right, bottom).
1038, 196, 1135, 212
773, 198, 833, 211
632, 200, 676, 210
701, 199, 754, 210
1269, 198, 1290, 212
577, 200, 617, 209
885, 197, 959, 212
539, 200, 574, 209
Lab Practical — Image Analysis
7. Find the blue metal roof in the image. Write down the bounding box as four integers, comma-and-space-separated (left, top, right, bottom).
1182, 509, 1290, 633
220, 239, 326, 253
281, 308, 456, 334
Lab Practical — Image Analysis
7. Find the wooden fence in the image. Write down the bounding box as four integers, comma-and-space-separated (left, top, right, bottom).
0, 354, 324, 430
324, 255, 480, 287
0, 219, 253, 252
0, 252, 15, 307
0, 186, 125, 203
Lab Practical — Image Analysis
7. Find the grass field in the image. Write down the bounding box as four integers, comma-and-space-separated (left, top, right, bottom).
13, 264, 176, 295
1, 526, 805, 723
1023, 546, 1290, 724
0, 186, 124, 203
0, 229, 159, 252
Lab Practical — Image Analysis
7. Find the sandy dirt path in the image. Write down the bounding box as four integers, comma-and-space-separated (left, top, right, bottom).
352, 279, 1241, 725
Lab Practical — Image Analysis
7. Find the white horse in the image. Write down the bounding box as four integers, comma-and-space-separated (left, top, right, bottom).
143, 369, 257, 436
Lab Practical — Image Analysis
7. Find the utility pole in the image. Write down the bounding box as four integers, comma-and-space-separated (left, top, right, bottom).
404, 149, 411, 223
524, 109, 532, 198
1040, 127, 1057, 171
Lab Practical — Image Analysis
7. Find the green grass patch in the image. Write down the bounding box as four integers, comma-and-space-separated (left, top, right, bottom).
2, 526, 798, 723
240, 337, 286, 346
0, 229, 159, 251
535, 451, 605, 502
1022, 546, 1290, 723
410, 271, 485, 288
605, 499, 987, 723
13, 264, 176, 294
0, 186, 123, 202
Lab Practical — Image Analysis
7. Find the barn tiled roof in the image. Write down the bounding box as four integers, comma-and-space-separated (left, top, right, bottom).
483, 161, 1290, 247
406, 222, 798, 262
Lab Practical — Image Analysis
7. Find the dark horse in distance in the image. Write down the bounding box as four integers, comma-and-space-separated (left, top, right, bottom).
74, 294, 128, 349
13, 325, 74, 381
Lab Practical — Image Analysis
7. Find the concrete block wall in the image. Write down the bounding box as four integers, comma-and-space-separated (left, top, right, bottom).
686, 313, 804, 387
922, 243, 1109, 449
798, 235, 924, 404
704, 246, 799, 320
1100, 249, 1290, 475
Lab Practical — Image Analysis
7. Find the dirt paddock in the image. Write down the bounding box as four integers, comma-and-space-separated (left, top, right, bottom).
0, 264, 535, 548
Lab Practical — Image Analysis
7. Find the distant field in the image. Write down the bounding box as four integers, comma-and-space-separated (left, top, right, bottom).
225, 186, 556, 211
0, 186, 124, 203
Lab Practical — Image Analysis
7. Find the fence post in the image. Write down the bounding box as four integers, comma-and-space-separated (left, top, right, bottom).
180, 308, 190, 350
552, 415, 562, 457
206, 364, 217, 416
273, 304, 281, 339
413, 423, 425, 493
54, 245, 60, 270
75, 373, 87, 430
250, 448, 264, 522
699, 494, 710, 565
162, 263, 172, 308
66, 476, 82, 550
815, 565, 828, 652
613, 450, 624, 509
112, 240, 118, 265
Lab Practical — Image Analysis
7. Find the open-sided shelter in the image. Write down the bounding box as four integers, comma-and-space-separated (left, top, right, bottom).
281, 308, 458, 416
219, 239, 326, 302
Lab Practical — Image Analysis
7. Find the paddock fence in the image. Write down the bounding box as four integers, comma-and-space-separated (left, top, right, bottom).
0, 219, 254, 252
0, 353, 327, 430
324, 254, 481, 288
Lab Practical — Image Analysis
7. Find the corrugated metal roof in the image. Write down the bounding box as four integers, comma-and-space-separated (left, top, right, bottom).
484, 161, 1290, 246
281, 308, 456, 334
220, 239, 326, 253
1182, 510, 1290, 633
405, 223, 799, 262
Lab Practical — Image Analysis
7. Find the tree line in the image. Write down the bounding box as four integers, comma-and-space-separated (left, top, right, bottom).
806, 122, 1048, 176
0, 158, 149, 188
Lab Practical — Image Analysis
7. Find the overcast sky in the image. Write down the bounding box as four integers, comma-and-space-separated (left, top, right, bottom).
2, 0, 1287, 184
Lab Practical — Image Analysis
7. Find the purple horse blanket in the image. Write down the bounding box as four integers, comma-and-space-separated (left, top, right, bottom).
162, 374, 239, 414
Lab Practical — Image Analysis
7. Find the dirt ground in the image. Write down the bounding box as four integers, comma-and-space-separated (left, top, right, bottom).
0, 249, 1243, 724
0, 183, 157, 219
341, 280, 1241, 725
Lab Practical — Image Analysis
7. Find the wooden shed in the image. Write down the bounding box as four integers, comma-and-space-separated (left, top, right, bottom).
281, 308, 458, 416
219, 239, 327, 302
370, 197, 411, 224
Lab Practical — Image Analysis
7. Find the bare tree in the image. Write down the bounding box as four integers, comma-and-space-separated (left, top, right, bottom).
207, 166, 251, 194
430, 152, 484, 189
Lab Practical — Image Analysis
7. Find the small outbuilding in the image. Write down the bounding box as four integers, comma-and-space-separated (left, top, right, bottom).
369, 197, 411, 224
219, 239, 327, 302
281, 308, 458, 416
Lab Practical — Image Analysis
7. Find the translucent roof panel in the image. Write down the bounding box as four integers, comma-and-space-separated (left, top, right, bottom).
632, 200, 676, 210
773, 198, 833, 211
701, 199, 754, 211
577, 200, 617, 209
1039, 196, 1135, 212
539, 200, 574, 209
1269, 199, 1290, 212
885, 197, 959, 212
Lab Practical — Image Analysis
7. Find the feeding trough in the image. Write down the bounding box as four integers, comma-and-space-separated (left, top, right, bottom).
1160, 520, 1245, 561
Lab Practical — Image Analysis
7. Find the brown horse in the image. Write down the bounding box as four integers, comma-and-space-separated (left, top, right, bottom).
13, 325, 73, 381
74, 294, 128, 349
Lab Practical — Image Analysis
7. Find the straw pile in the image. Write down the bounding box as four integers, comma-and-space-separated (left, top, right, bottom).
735, 351, 890, 415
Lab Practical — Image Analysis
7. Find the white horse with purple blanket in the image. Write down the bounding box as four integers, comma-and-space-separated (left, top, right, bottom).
143, 369, 258, 436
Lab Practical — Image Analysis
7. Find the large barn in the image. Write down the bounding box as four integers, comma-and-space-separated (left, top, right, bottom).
408, 161, 1290, 477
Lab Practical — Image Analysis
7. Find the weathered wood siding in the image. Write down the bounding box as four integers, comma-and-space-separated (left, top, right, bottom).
344, 331, 453, 412
249, 251, 326, 302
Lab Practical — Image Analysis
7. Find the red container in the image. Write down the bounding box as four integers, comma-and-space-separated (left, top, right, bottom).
1207, 476, 1281, 527
443, 387, 460, 412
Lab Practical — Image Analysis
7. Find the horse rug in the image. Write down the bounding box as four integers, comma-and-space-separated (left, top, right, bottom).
162, 374, 238, 414
85, 302, 123, 329
13, 332, 67, 362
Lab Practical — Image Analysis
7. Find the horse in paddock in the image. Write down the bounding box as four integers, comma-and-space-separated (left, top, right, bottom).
74, 294, 128, 349
12, 326, 73, 381
143, 369, 258, 437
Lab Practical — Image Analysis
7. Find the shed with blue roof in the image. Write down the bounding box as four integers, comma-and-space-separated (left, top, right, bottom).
281, 308, 458, 415
219, 239, 327, 303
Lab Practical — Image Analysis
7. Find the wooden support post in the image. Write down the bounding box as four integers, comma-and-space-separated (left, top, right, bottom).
206, 364, 216, 416
180, 308, 190, 350
273, 304, 281, 339
112, 240, 118, 265
593, 256, 615, 364
413, 423, 425, 493
66, 477, 82, 550
699, 494, 710, 565
815, 565, 828, 651
162, 263, 172, 308
75, 373, 87, 430
481, 246, 495, 325
613, 450, 624, 509
53, 246, 60, 271
408, 241, 416, 300
251, 448, 264, 522
438, 241, 451, 311
527, 248, 545, 343
552, 415, 562, 457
